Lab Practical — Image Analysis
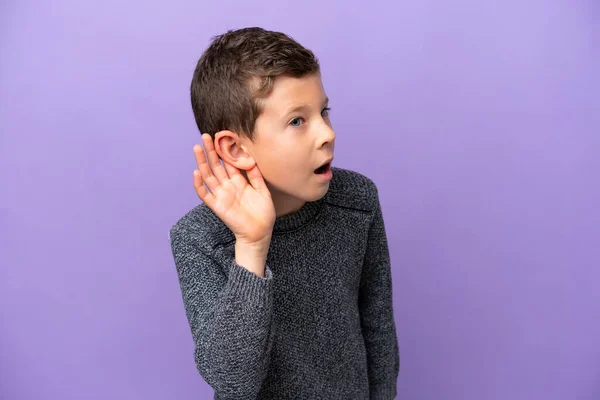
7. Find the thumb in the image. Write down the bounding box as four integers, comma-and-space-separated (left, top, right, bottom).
246, 164, 268, 191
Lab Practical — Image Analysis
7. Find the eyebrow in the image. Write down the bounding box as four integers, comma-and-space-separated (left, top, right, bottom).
284, 97, 329, 116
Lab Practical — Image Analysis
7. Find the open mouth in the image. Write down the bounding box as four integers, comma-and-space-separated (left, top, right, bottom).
314, 162, 331, 174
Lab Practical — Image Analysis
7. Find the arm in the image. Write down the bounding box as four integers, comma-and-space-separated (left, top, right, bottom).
170, 228, 275, 400
358, 190, 400, 400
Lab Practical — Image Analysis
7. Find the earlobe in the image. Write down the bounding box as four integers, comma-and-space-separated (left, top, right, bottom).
213, 130, 256, 171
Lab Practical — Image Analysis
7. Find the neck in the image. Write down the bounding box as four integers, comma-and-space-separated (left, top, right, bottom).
269, 187, 306, 218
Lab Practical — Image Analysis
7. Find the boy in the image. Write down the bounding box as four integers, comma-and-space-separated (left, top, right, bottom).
170, 27, 399, 400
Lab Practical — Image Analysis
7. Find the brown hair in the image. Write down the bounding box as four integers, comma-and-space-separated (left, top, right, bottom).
190, 27, 320, 141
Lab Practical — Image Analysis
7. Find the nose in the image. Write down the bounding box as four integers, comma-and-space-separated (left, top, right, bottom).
317, 122, 336, 149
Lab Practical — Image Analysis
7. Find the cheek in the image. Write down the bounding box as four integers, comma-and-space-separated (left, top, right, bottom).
253, 137, 309, 174
254, 148, 287, 174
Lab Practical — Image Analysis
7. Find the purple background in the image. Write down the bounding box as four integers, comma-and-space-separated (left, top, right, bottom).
1, 0, 598, 399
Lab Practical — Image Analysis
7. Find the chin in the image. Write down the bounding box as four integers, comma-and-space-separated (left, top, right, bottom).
303, 184, 330, 202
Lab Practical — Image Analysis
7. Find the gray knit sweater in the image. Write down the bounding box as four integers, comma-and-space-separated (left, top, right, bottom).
169, 167, 400, 400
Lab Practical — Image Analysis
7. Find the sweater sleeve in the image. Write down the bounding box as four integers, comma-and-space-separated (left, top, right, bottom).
170, 227, 275, 400
358, 190, 400, 400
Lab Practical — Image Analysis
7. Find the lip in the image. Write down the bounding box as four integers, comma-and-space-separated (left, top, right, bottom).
314, 157, 334, 181
316, 156, 334, 170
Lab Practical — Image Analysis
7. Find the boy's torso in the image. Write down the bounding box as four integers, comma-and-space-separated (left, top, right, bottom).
182, 167, 380, 399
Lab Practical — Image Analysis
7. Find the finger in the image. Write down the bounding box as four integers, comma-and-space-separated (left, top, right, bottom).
193, 143, 207, 170
223, 160, 243, 180
193, 169, 216, 207
193, 142, 220, 193
246, 164, 268, 191
202, 134, 229, 183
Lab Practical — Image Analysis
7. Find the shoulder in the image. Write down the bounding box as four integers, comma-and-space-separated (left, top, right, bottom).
169, 202, 234, 254
325, 167, 380, 212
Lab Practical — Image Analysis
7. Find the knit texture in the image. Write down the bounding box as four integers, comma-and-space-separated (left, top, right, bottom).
170, 167, 400, 399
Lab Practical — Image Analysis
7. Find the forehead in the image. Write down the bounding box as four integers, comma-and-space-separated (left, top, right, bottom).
259, 74, 327, 116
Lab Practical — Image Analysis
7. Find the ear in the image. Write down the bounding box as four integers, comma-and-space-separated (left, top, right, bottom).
213, 130, 256, 171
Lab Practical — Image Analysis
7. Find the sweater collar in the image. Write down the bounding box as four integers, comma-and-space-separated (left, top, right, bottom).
272, 193, 327, 233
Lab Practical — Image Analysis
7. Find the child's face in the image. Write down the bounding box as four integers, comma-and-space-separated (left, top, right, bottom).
246, 73, 336, 214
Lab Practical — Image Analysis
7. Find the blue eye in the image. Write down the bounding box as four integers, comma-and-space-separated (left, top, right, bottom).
290, 117, 303, 127
321, 107, 331, 117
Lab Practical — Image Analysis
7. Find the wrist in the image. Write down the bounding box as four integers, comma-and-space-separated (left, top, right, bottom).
235, 236, 271, 254
235, 238, 271, 277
